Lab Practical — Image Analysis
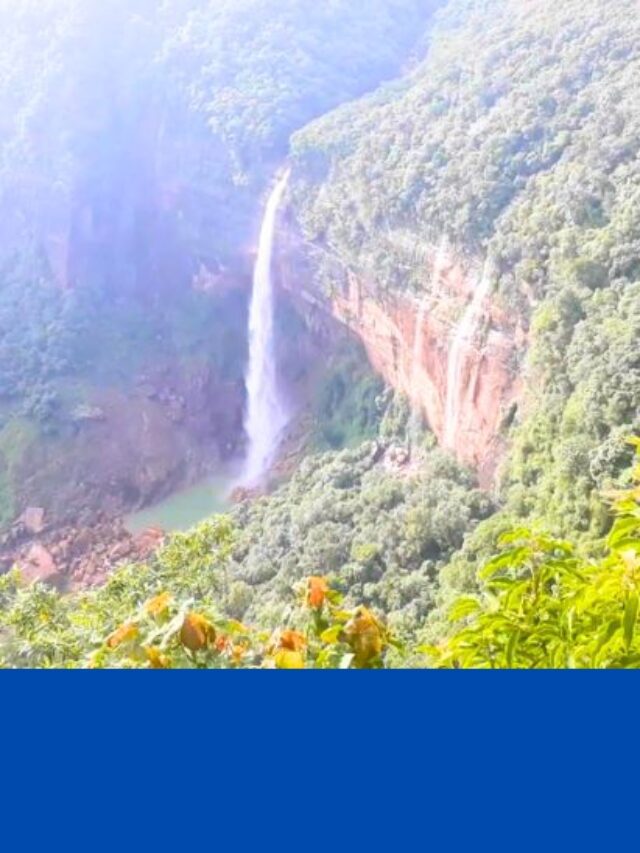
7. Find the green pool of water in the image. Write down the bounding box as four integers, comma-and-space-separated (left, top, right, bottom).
125, 476, 233, 535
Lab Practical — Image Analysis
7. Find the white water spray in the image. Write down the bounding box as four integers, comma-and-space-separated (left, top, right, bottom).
443, 260, 492, 450
409, 239, 447, 443
411, 240, 448, 395
242, 170, 290, 485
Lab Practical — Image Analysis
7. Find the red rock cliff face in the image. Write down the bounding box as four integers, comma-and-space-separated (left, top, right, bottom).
281, 242, 523, 486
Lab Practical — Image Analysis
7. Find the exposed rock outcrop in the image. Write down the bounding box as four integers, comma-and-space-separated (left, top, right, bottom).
21, 544, 61, 586
1, 515, 167, 591
280, 238, 524, 486
19, 507, 46, 535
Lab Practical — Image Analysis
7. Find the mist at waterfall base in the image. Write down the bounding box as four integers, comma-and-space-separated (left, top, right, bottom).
241, 171, 291, 486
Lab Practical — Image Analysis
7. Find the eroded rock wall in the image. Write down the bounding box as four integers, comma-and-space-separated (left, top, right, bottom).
280, 237, 524, 485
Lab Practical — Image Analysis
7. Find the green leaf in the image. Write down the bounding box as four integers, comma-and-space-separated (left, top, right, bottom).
479, 547, 530, 580
416, 644, 441, 658
320, 625, 343, 645
551, 642, 567, 669
592, 619, 621, 666
505, 630, 520, 667
498, 528, 533, 546
608, 517, 640, 549
624, 595, 638, 650
448, 597, 481, 623
487, 577, 518, 591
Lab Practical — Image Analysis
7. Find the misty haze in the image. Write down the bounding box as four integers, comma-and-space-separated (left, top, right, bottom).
0, 0, 639, 669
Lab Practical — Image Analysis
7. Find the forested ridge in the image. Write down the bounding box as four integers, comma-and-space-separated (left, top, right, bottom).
1, 0, 639, 668
291, 0, 640, 535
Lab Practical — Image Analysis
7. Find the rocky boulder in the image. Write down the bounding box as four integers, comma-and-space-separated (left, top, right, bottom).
20, 544, 62, 586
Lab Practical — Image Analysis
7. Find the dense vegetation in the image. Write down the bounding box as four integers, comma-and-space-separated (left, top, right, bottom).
230, 437, 491, 636
291, 0, 640, 538
1, 445, 637, 669
2, 0, 640, 668
431, 442, 640, 669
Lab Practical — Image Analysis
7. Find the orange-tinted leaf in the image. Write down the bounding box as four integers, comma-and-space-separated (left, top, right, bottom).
180, 612, 216, 652
144, 592, 172, 619
306, 576, 329, 609
215, 634, 232, 653
344, 607, 384, 667
145, 646, 171, 669
106, 623, 139, 650
278, 630, 307, 652
232, 643, 249, 664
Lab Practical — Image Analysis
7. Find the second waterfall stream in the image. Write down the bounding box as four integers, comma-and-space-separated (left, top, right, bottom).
443, 261, 493, 451
242, 170, 291, 485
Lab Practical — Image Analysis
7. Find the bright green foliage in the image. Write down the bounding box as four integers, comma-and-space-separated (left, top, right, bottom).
505, 280, 640, 536
431, 443, 640, 668
2, 444, 639, 669
0, 517, 399, 669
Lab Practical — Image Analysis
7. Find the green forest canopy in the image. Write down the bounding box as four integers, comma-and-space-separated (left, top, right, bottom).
290, 0, 640, 536
0, 0, 639, 667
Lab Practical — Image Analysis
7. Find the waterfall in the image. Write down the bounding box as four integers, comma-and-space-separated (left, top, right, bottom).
242, 170, 290, 485
411, 240, 447, 395
443, 261, 492, 451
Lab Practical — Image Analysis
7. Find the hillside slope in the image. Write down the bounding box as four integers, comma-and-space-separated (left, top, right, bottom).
0, 0, 438, 532
1, 0, 640, 667
290, 0, 640, 534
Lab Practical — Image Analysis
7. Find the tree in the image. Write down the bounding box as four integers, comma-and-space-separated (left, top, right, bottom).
430, 441, 640, 669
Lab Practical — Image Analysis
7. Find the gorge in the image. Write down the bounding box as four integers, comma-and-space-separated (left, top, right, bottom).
1, 0, 639, 669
